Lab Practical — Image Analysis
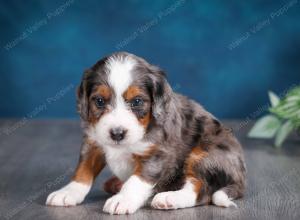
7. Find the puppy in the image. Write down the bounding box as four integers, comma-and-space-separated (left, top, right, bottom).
46, 52, 246, 214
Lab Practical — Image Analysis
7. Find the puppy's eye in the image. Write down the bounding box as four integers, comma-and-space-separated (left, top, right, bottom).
131, 98, 144, 107
95, 97, 105, 108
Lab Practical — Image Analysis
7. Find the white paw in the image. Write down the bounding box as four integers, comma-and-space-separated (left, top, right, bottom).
151, 190, 196, 210
103, 193, 141, 215
46, 181, 91, 207
212, 190, 237, 208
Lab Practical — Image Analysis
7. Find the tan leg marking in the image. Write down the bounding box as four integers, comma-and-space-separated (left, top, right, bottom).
72, 142, 106, 184
185, 147, 208, 195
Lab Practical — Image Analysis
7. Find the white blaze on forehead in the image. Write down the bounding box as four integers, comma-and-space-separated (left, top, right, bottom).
106, 56, 136, 96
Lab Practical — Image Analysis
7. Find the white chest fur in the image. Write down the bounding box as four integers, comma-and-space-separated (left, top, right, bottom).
101, 141, 153, 181
103, 146, 134, 181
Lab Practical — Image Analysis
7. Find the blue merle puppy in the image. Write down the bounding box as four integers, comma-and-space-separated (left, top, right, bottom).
46, 52, 246, 215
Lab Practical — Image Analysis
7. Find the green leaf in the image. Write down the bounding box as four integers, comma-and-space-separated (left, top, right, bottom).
248, 115, 281, 138
274, 120, 294, 148
268, 91, 280, 107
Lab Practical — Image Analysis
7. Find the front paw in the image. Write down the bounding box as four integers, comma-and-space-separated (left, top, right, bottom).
46, 181, 91, 207
103, 193, 140, 215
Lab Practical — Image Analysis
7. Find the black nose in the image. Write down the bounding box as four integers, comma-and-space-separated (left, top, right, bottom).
110, 127, 127, 142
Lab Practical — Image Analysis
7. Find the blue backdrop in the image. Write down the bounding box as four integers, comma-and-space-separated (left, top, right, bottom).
0, 0, 300, 119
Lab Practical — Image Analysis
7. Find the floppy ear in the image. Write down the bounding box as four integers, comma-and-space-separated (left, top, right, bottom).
148, 65, 174, 125
76, 70, 91, 121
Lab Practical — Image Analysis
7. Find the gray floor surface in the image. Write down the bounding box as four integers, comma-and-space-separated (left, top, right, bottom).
0, 119, 300, 220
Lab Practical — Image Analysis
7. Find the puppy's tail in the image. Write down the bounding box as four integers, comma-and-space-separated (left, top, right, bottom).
212, 190, 237, 207
211, 184, 244, 208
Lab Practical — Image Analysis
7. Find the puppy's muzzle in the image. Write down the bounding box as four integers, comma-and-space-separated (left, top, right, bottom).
109, 127, 127, 142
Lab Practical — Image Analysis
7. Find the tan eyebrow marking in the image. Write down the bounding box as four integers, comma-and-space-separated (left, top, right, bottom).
123, 86, 142, 100
92, 85, 111, 99
123, 85, 152, 129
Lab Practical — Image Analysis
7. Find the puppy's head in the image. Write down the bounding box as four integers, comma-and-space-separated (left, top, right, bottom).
77, 52, 172, 147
